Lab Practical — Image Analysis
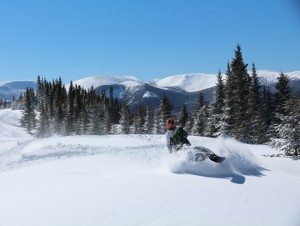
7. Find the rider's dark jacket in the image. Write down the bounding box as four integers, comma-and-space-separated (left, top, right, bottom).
166, 126, 191, 153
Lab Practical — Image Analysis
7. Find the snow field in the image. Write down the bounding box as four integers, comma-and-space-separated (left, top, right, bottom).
0, 109, 300, 226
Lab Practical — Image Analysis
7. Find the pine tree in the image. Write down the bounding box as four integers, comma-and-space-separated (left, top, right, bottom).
178, 103, 189, 130
248, 63, 267, 143
155, 95, 173, 133
230, 44, 251, 141
272, 98, 300, 156
65, 81, 75, 135
119, 103, 131, 134
191, 93, 208, 136
20, 87, 37, 133
220, 63, 235, 137
261, 86, 275, 127
53, 78, 66, 135
134, 105, 146, 134
206, 71, 225, 137
275, 72, 292, 115
36, 78, 51, 137
143, 104, 154, 134
90, 97, 102, 135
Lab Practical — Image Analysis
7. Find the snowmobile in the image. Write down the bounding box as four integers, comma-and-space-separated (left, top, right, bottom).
173, 145, 225, 163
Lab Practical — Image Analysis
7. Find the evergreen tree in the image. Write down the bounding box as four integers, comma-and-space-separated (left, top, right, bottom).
178, 103, 189, 130
90, 96, 102, 135
272, 98, 300, 156
143, 104, 154, 134
119, 103, 131, 134
36, 77, 51, 137
65, 81, 75, 135
261, 86, 275, 127
191, 93, 208, 135
220, 63, 235, 137
230, 44, 251, 141
248, 63, 267, 143
153, 108, 162, 134
20, 87, 37, 133
206, 71, 225, 137
274, 72, 292, 115
134, 105, 146, 134
272, 72, 292, 140
53, 78, 66, 135
155, 95, 173, 133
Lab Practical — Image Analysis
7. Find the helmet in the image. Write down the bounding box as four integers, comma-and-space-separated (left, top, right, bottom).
166, 118, 175, 130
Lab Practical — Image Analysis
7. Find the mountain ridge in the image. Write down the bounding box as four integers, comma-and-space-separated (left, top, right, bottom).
1, 70, 300, 111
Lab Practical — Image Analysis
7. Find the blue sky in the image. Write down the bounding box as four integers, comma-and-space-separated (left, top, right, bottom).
0, 0, 299, 83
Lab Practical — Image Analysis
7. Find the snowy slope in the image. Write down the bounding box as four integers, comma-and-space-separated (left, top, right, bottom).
257, 70, 300, 84
0, 109, 300, 226
154, 73, 217, 92
154, 70, 300, 92
0, 81, 36, 100
66, 75, 142, 90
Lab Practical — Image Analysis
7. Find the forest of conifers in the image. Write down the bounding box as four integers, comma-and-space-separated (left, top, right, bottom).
13, 45, 300, 156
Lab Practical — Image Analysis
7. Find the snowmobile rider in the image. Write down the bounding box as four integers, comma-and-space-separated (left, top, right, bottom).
166, 118, 191, 153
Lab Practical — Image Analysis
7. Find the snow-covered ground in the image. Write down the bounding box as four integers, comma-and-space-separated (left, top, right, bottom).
0, 109, 299, 226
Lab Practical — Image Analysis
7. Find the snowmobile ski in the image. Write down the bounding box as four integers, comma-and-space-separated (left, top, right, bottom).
193, 146, 225, 163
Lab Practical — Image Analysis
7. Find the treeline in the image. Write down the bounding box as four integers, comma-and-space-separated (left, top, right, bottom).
19, 45, 300, 156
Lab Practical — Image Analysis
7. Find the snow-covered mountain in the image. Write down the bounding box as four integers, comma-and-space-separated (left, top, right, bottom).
69, 75, 207, 111
1, 71, 300, 110
0, 81, 36, 100
154, 70, 300, 93
68, 70, 300, 110
153, 73, 217, 92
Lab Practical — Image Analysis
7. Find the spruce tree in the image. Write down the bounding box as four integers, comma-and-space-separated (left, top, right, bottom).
248, 63, 267, 143
178, 103, 189, 130
134, 105, 146, 134
143, 104, 154, 134
275, 72, 292, 115
53, 78, 66, 135
206, 71, 225, 137
156, 95, 173, 133
230, 44, 251, 141
220, 63, 235, 137
20, 87, 37, 133
191, 93, 208, 136
36, 78, 51, 137
273, 98, 300, 156
119, 103, 131, 134
65, 81, 75, 135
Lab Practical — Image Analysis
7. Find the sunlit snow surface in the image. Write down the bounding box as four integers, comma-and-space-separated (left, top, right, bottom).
0, 109, 299, 226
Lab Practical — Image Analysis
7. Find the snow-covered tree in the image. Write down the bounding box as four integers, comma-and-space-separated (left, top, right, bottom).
247, 63, 268, 143
230, 44, 251, 142
142, 105, 154, 134
219, 63, 235, 137
274, 72, 292, 115
206, 71, 225, 137
155, 95, 173, 134
191, 93, 208, 136
272, 98, 300, 156
119, 104, 131, 134
178, 103, 189, 130
20, 87, 37, 133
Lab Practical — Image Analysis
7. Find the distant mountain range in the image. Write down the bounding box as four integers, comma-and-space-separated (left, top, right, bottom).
1, 70, 300, 111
